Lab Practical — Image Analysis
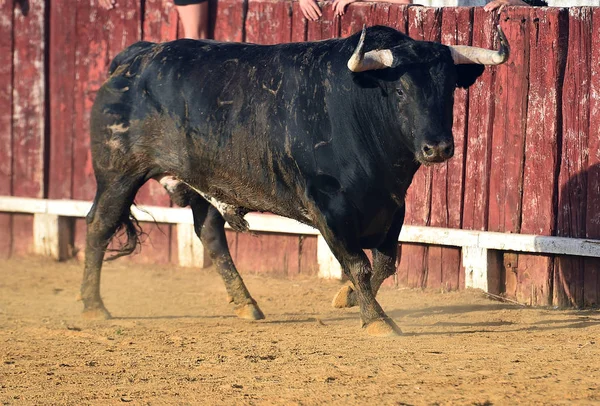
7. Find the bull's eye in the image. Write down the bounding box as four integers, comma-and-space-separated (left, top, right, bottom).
395, 88, 405, 99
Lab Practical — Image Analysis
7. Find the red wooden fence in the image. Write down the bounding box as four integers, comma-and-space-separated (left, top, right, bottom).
1, 0, 599, 307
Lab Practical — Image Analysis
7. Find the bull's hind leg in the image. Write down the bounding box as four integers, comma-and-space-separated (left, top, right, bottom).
81, 175, 144, 319
188, 195, 265, 320
333, 207, 405, 309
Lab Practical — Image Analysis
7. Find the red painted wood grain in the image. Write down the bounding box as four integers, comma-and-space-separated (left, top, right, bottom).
12, 0, 45, 199
48, 0, 76, 201
213, 0, 245, 42
143, 0, 179, 43
290, 1, 308, 43
306, 1, 340, 41
583, 7, 600, 307
340, 2, 374, 38
245, 0, 293, 44
462, 8, 497, 233
556, 7, 593, 307
517, 8, 567, 305
488, 8, 530, 234
0, 0, 14, 258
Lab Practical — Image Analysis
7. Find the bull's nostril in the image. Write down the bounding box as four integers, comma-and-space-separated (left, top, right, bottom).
443, 145, 454, 157
422, 145, 434, 157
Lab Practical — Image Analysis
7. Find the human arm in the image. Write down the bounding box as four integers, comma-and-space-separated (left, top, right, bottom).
299, 0, 323, 21
483, 0, 547, 12
332, 0, 412, 17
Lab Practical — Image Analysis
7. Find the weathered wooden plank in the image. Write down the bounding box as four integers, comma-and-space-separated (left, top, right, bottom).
340, 2, 375, 38
517, 8, 568, 306
213, 0, 245, 42
583, 7, 600, 307
556, 7, 592, 307
488, 8, 530, 234
225, 229, 239, 262
521, 8, 566, 237
143, 0, 179, 43
306, 2, 340, 41
12, 0, 45, 198
299, 235, 319, 276
398, 6, 441, 288
48, 0, 76, 200
487, 8, 529, 301
0, 0, 14, 258
462, 8, 496, 232
426, 7, 473, 291
123, 222, 172, 264
245, 0, 292, 44
169, 225, 179, 264
369, 3, 408, 33
108, 0, 141, 52
10, 1, 45, 257
11, 214, 33, 256
234, 233, 302, 276
290, 1, 307, 43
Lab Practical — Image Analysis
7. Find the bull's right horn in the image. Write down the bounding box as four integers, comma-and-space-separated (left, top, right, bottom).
347, 25, 394, 72
448, 25, 509, 65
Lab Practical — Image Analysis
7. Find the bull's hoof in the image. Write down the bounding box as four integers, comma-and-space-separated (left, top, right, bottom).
234, 303, 265, 320
82, 307, 112, 320
364, 318, 402, 337
332, 285, 358, 308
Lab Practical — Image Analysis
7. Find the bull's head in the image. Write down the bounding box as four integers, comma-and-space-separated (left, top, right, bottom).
347, 25, 509, 165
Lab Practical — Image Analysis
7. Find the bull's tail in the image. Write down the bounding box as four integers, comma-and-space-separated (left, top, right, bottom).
104, 209, 146, 261
108, 41, 156, 76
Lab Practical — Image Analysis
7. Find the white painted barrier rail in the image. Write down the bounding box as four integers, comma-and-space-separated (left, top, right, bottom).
2, 195, 600, 293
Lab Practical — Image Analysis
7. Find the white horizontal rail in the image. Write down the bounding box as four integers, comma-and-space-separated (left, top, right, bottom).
3, 195, 600, 294
1, 195, 599, 258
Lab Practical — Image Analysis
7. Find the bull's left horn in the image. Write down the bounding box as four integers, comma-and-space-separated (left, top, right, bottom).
347, 25, 394, 72
448, 25, 509, 65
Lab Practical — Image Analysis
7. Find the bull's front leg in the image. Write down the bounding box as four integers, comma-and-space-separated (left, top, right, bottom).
333, 207, 405, 309
321, 230, 402, 337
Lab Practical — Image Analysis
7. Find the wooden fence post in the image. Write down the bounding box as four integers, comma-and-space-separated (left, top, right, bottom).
462, 246, 503, 293
176, 224, 210, 268
317, 235, 342, 279
33, 214, 73, 260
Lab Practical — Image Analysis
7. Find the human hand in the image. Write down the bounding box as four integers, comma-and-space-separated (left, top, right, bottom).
299, 0, 322, 21
99, 0, 117, 10
332, 0, 358, 16
484, 0, 528, 12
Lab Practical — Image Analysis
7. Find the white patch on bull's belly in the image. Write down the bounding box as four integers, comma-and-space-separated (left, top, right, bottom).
157, 175, 235, 218
192, 188, 233, 218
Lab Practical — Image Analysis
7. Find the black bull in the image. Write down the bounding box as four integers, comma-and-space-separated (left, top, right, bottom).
82, 25, 508, 336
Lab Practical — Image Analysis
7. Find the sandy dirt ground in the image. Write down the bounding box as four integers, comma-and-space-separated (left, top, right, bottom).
0, 257, 599, 405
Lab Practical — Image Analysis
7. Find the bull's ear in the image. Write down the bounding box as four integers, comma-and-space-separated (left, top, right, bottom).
455, 64, 485, 89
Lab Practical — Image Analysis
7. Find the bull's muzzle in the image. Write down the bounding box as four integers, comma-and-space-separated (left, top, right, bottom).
419, 140, 454, 164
